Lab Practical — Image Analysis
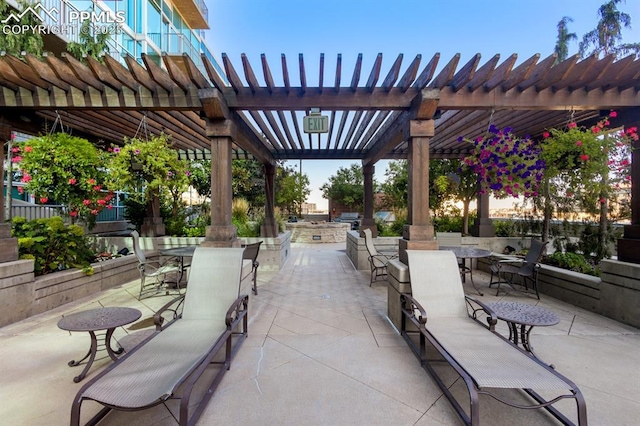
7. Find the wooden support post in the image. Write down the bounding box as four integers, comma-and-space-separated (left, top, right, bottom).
470, 187, 495, 237
359, 164, 377, 237
203, 119, 238, 247
261, 163, 278, 238
0, 125, 18, 262
399, 120, 437, 263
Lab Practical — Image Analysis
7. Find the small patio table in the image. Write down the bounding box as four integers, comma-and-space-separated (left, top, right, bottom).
160, 246, 196, 284
57, 307, 141, 382
439, 246, 492, 296
485, 301, 559, 364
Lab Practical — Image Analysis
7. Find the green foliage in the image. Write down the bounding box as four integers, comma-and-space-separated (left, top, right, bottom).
433, 215, 464, 233
554, 16, 577, 63
0, 0, 44, 57
277, 165, 311, 215
66, 20, 110, 63
379, 160, 407, 210
545, 252, 599, 276
579, 0, 640, 58
14, 133, 112, 228
11, 216, 95, 276
108, 134, 189, 207
321, 164, 367, 212
377, 208, 407, 237
122, 197, 146, 231
232, 198, 250, 223
233, 160, 266, 209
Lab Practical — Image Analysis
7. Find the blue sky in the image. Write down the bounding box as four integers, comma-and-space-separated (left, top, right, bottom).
204, 0, 640, 210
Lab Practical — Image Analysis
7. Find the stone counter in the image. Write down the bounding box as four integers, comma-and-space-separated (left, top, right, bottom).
285, 222, 350, 243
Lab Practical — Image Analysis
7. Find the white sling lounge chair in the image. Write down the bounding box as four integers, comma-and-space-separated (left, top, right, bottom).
71, 247, 249, 426
400, 250, 586, 426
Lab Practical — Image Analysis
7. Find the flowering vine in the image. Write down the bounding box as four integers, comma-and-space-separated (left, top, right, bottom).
13, 133, 113, 228
541, 111, 636, 210
460, 125, 545, 199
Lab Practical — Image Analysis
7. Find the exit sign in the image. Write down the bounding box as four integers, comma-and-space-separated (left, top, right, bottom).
303, 115, 329, 133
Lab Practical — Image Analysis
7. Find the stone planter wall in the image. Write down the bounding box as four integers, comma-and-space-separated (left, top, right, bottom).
346, 231, 401, 271
0, 255, 138, 328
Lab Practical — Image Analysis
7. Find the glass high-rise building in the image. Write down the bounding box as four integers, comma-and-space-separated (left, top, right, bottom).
27, 0, 223, 77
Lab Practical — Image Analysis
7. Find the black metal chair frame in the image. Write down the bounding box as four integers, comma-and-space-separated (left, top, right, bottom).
242, 241, 262, 295
489, 240, 548, 299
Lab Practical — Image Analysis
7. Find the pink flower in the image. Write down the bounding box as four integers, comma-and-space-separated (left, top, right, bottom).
568, 122, 577, 129
610, 111, 617, 118
93, 185, 101, 191
113, 147, 120, 153
24, 146, 33, 152
599, 198, 606, 204
21, 174, 31, 183
575, 141, 582, 147
87, 178, 96, 185
70, 211, 78, 217
97, 199, 106, 205
82, 199, 91, 206
11, 147, 19, 153
11, 156, 22, 163
39, 197, 48, 203
542, 132, 550, 138
107, 205, 113, 210
68, 178, 77, 185
592, 127, 600, 133
17, 187, 24, 194
91, 209, 98, 215
579, 154, 589, 161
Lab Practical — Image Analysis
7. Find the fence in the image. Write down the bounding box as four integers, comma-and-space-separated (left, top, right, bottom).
10, 205, 126, 223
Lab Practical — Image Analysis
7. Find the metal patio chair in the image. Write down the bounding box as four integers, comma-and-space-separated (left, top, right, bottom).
363, 228, 397, 286
489, 239, 548, 299
131, 231, 181, 300
241, 241, 262, 295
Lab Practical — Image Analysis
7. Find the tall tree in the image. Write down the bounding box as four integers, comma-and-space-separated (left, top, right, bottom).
554, 16, 578, 63
379, 160, 408, 210
321, 164, 366, 213
276, 165, 310, 215
579, 0, 640, 58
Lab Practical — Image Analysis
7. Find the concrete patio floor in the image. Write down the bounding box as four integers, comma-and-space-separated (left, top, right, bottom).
1, 243, 639, 425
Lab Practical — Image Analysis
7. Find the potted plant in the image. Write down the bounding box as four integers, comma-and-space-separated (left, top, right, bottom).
108, 134, 190, 236
460, 125, 545, 199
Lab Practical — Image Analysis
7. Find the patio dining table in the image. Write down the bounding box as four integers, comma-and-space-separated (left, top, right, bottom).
439, 246, 492, 296
160, 246, 197, 284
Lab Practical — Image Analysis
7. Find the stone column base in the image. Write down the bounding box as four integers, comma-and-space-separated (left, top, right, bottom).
260, 218, 278, 238
359, 218, 378, 237
471, 218, 495, 237
398, 238, 438, 265
202, 225, 239, 247
141, 217, 165, 237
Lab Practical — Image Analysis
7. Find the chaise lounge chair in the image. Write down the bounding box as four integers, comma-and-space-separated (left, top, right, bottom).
400, 250, 586, 426
70, 247, 249, 426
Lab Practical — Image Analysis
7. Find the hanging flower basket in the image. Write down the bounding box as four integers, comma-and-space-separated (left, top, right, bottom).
460, 125, 545, 199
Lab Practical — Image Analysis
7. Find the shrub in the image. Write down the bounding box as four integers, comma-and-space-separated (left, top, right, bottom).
12, 216, 95, 276
544, 252, 599, 276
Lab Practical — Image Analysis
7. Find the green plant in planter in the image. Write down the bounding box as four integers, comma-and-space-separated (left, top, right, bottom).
12, 216, 95, 276
108, 134, 190, 223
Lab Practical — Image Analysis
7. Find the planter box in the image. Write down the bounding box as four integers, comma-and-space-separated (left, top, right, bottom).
0, 255, 139, 328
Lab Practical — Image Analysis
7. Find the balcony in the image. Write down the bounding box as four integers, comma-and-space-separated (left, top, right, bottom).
172, 0, 209, 29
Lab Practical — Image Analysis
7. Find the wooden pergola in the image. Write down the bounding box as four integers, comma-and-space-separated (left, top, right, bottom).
0, 51, 638, 263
